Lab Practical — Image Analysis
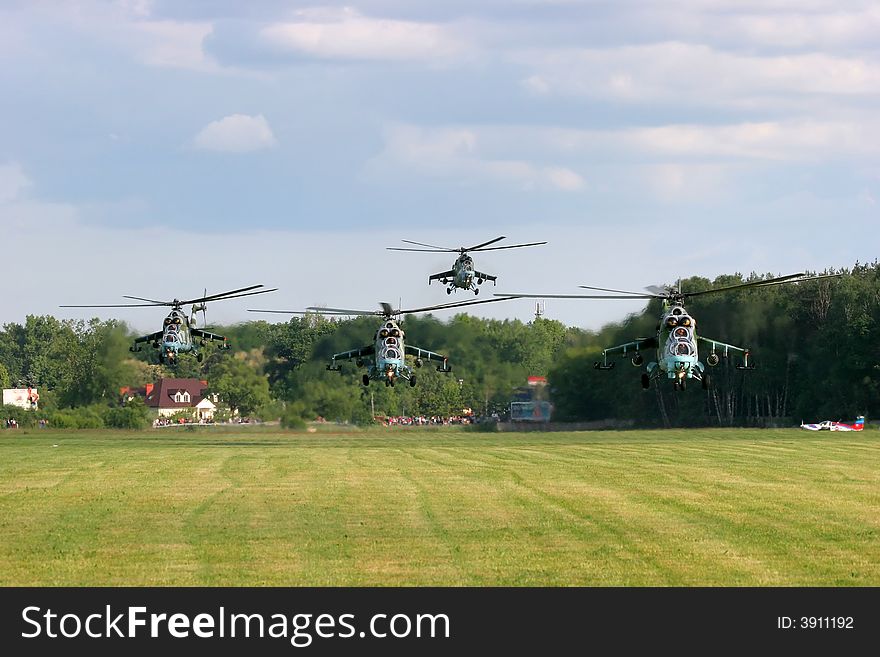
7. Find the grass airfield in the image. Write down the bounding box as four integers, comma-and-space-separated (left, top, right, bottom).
0, 427, 877, 586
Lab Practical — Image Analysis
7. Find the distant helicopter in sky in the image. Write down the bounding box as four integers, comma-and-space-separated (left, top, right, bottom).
250, 297, 512, 387
387, 235, 547, 295
61, 285, 276, 365
500, 273, 838, 390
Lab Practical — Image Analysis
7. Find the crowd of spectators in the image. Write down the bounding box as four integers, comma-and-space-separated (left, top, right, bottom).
380, 413, 500, 427
153, 416, 215, 427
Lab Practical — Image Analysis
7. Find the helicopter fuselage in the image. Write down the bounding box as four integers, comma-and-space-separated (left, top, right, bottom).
432, 253, 496, 295
649, 303, 703, 381
452, 254, 476, 289
158, 308, 195, 363
65, 284, 270, 367
325, 308, 459, 388
370, 318, 409, 383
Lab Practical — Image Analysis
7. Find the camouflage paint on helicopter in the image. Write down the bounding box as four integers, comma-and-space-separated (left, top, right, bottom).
61, 285, 277, 365
500, 272, 839, 390
593, 298, 750, 390
325, 308, 451, 388
249, 297, 514, 387
387, 236, 547, 296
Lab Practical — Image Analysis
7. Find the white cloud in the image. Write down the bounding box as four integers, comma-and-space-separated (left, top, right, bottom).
2, 166, 876, 333
0, 162, 32, 204
639, 163, 730, 201
366, 124, 584, 192
544, 167, 585, 191
518, 42, 880, 106
717, 8, 880, 48
531, 118, 880, 162
637, 3, 880, 49
372, 117, 879, 176
18, 1, 223, 73
134, 20, 216, 71
260, 7, 469, 62
117, 0, 153, 18
193, 114, 277, 153
622, 120, 880, 161
362, 117, 878, 204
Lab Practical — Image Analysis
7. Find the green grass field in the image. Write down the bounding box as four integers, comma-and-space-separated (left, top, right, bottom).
0, 427, 877, 586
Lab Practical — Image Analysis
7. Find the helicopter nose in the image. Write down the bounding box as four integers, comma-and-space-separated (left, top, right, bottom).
673, 359, 692, 373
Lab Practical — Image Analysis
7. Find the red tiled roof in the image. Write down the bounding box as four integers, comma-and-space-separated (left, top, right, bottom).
144, 378, 208, 409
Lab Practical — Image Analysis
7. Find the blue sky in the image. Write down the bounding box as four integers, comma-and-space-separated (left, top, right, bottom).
1, 0, 878, 331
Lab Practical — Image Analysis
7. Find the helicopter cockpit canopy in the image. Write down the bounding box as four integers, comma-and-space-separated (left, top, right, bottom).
378, 321, 402, 340
380, 346, 401, 361
664, 305, 695, 329
671, 340, 694, 356
165, 309, 186, 325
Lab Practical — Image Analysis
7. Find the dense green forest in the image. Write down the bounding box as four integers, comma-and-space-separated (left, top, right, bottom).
1, 263, 877, 428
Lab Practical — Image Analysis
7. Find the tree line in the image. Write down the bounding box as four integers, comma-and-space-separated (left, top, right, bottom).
1, 262, 877, 427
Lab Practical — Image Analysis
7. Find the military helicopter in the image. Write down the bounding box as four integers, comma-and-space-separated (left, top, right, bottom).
61, 285, 276, 365
500, 273, 837, 390
387, 236, 547, 295
250, 297, 512, 387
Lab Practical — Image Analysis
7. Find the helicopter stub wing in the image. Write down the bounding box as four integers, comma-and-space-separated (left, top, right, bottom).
332, 345, 375, 362
404, 345, 448, 362
429, 270, 456, 284
696, 336, 747, 354
474, 271, 497, 284
191, 328, 228, 343
603, 337, 659, 356
133, 331, 163, 345
406, 345, 452, 372
696, 336, 753, 368
595, 337, 658, 370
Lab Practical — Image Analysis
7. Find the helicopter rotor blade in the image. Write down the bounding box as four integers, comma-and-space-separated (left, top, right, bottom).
396, 239, 456, 251
60, 302, 170, 308
198, 287, 208, 327
306, 306, 383, 316
253, 297, 516, 318
386, 247, 455, 252
398, 296, 516, 315
121, 295, 173, 304
493, 293, 657, 300
679, 273, 813, 299
644, 285, 674, 296
464, 236, 507, 251
248, 309, 355, 316
471, 240, 548, 252
579, 284, 659, 296
179, 284, 269, 305
185, 287, 278, 305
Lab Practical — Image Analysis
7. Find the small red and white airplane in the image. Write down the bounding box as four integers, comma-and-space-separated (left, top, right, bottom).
800, 416, 864, 431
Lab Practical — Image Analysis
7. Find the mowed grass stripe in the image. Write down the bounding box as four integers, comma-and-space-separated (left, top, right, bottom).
400, 443, 777, 584
0, 429, 876, 585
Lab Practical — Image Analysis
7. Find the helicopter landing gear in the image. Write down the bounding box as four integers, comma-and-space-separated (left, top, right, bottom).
474, 288, 480, 295
446, 288, 452, 295
409, 375, 417, 387
641, 373, 650, 389
362, 374, 370, 386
